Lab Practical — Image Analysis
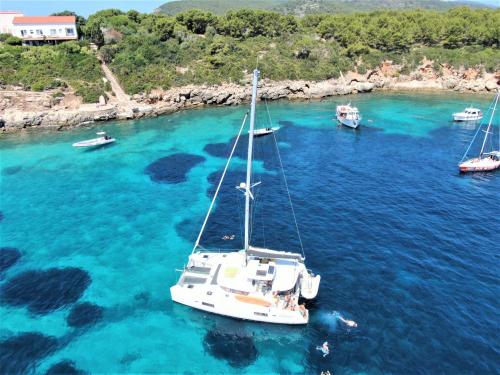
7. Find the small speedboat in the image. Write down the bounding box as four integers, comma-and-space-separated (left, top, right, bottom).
336, 105, 361, 129
252, 127, 279, 137
453, 107, 483, 122
72, 132, 115, 148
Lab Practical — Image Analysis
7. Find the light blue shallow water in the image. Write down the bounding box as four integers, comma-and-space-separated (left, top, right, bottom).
0, 91, 499, 374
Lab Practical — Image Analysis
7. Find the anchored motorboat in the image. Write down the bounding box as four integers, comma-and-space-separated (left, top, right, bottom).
453, 107, 483, 122
252, 127, 279, 137
459, 92, 500, 173
170, 70, 320, 324
72, 132, 115, 148
336, 104, 361, 129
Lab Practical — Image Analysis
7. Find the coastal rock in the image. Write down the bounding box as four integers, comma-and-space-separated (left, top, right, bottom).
355, 82, 375, 92
1, 62, 498, 132
485, 80, 498, 91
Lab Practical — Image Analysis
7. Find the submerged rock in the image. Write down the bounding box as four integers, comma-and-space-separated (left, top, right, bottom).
0, 247, 22, 273
45, 360, 86, 375
2, 165, 23, 176
0, 267, 91, 314
0, 332, 58, 374
203, 329, 258, 368
145, 153, 205, 184
66, 302, 104, 328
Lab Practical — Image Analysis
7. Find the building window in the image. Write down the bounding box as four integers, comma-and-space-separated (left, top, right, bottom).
20, 30, 27, 36
36, 29, 43, 35
30, 30, 34, 34
65, 28, 74, 36
50, 29, 56, 35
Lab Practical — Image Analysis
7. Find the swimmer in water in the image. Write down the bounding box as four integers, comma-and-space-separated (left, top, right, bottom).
338, 315, 357, 328
316, 341, 330, 357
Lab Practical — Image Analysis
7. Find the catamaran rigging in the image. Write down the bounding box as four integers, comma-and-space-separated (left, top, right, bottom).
170, 69, 320, 324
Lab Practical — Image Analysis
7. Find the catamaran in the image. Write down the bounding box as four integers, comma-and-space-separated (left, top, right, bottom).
170, 69, 321, 324
459, 92, 500, 173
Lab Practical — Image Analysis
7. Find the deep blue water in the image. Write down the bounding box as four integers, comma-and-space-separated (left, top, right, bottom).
0, 92, 499, 374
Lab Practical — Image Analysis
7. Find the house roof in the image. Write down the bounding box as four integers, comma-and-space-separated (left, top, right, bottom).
12, 16, 76, 25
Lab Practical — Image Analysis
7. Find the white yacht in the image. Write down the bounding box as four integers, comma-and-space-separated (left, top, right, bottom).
459, 92, 500, 173
72, 132, 115, 148
170, 69, 320, 324
336, 104, 361, 129
453, 107, 483, 122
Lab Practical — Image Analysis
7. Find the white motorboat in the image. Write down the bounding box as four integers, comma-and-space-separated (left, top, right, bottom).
252, 127, 279, 137
453, 107, 483, 122
459, 92, 500, 173
170, 69, 320, 325
336, 104, 361, 129
72, 132, 115, 148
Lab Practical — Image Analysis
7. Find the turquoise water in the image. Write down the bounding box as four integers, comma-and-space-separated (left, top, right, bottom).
1, 92, 499, 374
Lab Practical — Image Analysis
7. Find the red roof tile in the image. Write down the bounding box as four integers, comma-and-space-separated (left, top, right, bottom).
13, 16, 76, 25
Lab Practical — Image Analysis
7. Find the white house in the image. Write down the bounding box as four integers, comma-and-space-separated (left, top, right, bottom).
0, 11, 24, 34
12, 16, 78, 45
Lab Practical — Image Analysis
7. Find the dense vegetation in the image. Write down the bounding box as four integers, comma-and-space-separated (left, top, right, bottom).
0, 6, 498, 100
86, 7, 499, 94
0, 42, 107, 102
157, 0, 489, 16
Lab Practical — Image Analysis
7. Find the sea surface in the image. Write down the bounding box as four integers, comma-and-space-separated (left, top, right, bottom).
0, 92, 499, 375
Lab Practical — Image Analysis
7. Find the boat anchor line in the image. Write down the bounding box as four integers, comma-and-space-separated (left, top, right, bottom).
170, 69, 320, 324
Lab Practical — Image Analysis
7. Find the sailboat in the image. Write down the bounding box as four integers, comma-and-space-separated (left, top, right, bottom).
170, 69, 321, 324
459, 91, 500, 173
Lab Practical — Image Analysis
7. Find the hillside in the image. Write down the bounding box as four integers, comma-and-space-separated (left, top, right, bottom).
156, 0, 489, 16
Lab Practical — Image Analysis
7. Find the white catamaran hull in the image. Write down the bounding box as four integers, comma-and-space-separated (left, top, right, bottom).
170, 250, 317, 325
171, 285, 308, 325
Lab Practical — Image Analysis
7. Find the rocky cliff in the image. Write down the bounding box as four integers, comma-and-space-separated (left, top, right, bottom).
1, 61, 498, 132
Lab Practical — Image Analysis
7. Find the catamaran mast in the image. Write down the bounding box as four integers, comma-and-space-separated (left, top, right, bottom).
244, 69, 259, 252
480, 92, 499, 156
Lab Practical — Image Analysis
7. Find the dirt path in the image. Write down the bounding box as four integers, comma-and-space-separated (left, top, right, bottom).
100, 62, 132, 107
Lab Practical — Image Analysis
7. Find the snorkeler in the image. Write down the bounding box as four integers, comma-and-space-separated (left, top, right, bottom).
338, 315, 357, 328
316, 341, 330, 357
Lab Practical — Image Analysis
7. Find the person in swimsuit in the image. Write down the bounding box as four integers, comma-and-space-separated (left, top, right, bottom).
338, 315, 357, 328
316, 341, 329, 357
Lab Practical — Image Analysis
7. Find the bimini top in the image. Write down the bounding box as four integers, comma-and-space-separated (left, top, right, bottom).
247, 246, 304, 261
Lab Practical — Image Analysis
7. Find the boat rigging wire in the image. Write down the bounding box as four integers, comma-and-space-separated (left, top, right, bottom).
192, 111, 249, 254
265, 99, 305, 258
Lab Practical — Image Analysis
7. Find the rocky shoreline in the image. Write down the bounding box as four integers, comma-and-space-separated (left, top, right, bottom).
1, 63, 498, 132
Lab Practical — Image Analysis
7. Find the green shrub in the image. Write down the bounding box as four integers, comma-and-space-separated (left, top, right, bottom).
5, 36, 22, 46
